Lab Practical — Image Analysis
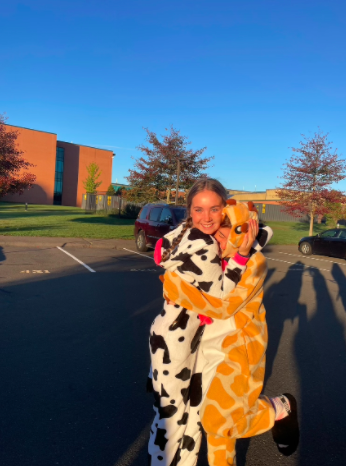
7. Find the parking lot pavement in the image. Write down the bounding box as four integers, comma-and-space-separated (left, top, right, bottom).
1, 244, 346, 466
0, 244, 162, 466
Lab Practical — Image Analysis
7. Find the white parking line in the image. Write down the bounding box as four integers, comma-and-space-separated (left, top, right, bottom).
123, 248, 154, 260
112, 423, 151, 466
279, 251, 346, 266
57, 247, 96, 273
266, 257, 330, 272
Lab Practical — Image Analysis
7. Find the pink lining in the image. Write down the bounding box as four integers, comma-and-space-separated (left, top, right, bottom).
233, 252, 249, 266
154, 238, 163, 265
199, 314, 213, 326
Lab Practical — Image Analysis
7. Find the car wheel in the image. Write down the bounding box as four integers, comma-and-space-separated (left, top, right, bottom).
300, 242, 312, 255
136, 231, 148, 252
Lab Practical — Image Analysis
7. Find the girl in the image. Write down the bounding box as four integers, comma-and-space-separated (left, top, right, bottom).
155, 186, 299, 465
148, 180, 258, 465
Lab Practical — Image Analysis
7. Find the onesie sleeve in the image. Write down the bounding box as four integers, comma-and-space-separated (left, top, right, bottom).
162, 251, 267, 320
173, 242, 248, 298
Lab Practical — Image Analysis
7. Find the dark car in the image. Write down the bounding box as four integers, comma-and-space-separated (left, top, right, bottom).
298, 228, 346, 259
134, 203, 187, 252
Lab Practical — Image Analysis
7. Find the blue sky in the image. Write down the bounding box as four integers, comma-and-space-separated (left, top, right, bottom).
2, 0, 346, 192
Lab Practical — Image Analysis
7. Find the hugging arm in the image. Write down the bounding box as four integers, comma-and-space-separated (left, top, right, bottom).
168, 241, 249, 297
162, 251, 267, 320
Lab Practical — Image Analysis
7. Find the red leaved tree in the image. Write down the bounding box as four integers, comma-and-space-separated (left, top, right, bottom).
126, 126, 213, 203
324, 191, 346, 227
0, 114, 36, 197
276, 130, 346, 236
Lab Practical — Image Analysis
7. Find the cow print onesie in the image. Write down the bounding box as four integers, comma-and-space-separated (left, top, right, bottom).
148, 225, 249, 466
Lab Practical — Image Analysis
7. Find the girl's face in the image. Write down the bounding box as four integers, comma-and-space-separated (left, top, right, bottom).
190, 190, 224, 235
214, 227, 231, 251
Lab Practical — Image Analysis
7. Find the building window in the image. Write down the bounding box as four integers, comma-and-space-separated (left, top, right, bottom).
54, 147, 64, 205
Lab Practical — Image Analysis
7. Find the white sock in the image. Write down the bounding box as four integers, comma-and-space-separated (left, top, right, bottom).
270, 395, 291, 421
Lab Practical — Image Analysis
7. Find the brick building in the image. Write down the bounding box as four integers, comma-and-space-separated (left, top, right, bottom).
4, 125, 113, 207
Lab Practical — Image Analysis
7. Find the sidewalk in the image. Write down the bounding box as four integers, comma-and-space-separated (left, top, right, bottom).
0, 235, 136, 250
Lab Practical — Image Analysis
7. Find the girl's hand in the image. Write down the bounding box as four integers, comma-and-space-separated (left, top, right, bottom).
238, 219, 259, 257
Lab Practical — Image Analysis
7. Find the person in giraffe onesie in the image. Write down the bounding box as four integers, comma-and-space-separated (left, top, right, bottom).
161, 199, 300, 465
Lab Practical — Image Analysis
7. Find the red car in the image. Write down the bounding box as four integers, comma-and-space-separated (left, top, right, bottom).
134, 203, 187, 252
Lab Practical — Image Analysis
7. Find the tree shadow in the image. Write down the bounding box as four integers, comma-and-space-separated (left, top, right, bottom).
0, 225, 62, 234
71, 217, 135, 226
0, 204, 81, 219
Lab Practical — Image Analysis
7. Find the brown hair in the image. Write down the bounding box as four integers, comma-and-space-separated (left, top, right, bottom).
161, 178, 228, 262
220, 215, 232, 229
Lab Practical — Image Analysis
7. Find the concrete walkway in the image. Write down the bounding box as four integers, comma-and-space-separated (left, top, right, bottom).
0, 235, 136, 250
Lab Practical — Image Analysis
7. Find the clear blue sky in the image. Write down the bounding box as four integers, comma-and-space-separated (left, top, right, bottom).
2, 0, 346, 192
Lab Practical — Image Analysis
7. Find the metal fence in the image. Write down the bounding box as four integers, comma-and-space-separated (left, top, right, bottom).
81, 193, 143, 216
82, 194, 345, 224
253, 203, 310, 223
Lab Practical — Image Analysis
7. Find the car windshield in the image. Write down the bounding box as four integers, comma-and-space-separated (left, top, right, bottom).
173, 208, 187, 223
320, 230, 338, 238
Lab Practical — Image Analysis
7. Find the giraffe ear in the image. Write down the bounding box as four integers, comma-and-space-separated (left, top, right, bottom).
227, 199, 236, 205
248, 201, 257, 213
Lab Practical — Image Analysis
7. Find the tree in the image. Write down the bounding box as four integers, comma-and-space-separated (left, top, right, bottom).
106, 184, 115, 196
276, 130, 346, 236
126, 126, 213, 203
324, 193, 346, 227
123, 185, 163, 204
0, 114, 36, 197
83, 162, 102, 194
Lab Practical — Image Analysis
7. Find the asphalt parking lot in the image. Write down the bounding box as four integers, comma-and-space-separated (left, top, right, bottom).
1, 242, 346, 466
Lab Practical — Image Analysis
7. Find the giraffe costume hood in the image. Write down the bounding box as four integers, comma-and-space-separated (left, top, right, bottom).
220, 199, 260, 258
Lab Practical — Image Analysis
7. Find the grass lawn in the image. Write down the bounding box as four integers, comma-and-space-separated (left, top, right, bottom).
0, 202, 135, 239
266, 221, 329, 245
0, 202, 331, 243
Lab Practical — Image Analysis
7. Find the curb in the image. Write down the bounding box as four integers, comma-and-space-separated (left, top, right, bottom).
0, 237, 136, 251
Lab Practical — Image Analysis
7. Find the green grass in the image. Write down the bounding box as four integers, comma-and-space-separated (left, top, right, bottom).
0, 202, 331, 243
266, 221, 329, 245
0, 202, 135, 239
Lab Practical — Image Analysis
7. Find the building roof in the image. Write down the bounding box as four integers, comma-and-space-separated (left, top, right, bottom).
57, 140, 113, 153
4, 123, 57, 135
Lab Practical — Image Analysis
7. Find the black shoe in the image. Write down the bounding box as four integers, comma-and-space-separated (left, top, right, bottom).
272, 393, 299, 456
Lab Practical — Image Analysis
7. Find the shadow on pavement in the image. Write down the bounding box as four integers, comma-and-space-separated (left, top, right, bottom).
296, 267, 346, 466
237, 260, 346, 466
2, 252, 346, 466
0, 246, 5, 263
0, 254, 162, 466
331, 262, 346, 314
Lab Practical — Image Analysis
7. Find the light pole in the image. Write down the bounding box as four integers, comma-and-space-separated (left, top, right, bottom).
175, 158, 181, 205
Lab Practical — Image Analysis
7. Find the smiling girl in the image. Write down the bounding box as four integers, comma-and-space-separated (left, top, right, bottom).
148, 179, 261, 465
